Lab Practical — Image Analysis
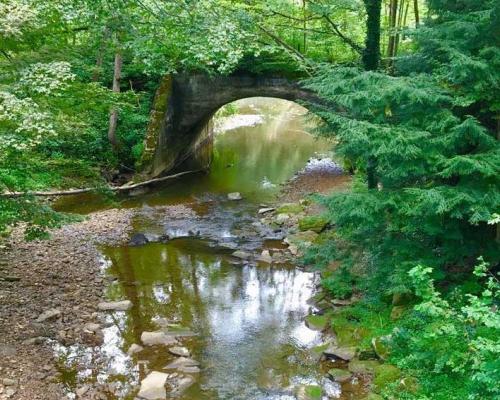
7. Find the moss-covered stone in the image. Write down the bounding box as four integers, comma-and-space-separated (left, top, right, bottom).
305, 314, 328, 330
371, 336, 391, 360
328, 368, 353, 382
296, 385, 322, 400
390, 305, 406, 320
373, 364, 401, 392
298, 215, 329, 233
285, 231, 319, 246
348, 359, 380, 374
277, 203, 304, 214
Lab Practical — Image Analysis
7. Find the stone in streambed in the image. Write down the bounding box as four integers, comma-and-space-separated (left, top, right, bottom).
324, 345, 357, 361
98, 300, 132, 311
127, 343, 144, 355
137, 371, 168, 400
298, 215, 329, 233
164, 357, 199, 370
258, 207, 275, 214
232, 250, 251, 260
169, 346, 190, 357
257, 250, 273, 264
276, 203, 304, 214
141, 331, 178, 346
129, 233, 149, 246
328, 368, 352, 383
227, 192, 242, 200
348, 359, 380, 374
275, 213, 290, 224
36, 308, 61, 322
178, 365, 200, 373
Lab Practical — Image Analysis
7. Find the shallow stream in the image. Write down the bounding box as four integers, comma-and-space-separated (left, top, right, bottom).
56, 99, 366, 399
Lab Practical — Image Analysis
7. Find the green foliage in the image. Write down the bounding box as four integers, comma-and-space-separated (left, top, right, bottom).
387, 259, 500, 399
301, 1, 499, 397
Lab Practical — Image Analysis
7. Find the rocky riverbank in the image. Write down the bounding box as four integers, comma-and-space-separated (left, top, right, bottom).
0, 206, 193, 400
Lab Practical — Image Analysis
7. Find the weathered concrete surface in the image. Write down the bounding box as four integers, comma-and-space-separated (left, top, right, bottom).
141, 74, 314, 178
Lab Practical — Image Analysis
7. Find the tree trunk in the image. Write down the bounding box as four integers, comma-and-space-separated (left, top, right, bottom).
302, 0, 307, 53
362, 0, 382, 188
414, 0, 420, 27
386, 0, 398, 60
362, 0, 382, 71
108, 52, 122, 148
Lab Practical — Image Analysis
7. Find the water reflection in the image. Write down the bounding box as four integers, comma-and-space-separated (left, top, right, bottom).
96, 239, 323, 399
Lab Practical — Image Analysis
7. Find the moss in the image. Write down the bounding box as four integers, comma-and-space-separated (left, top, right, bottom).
305, 314, 328, 330
373, 364, 401, 392
298, 215, 329, 233
277, 203, 304, 214
348, 359, 380, 374
304, 385, 322, 399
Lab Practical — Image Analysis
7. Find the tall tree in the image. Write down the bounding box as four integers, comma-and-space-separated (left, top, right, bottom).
362, 0, 382, 70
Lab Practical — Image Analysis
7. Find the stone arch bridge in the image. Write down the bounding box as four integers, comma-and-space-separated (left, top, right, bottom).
140, 74, 315, 178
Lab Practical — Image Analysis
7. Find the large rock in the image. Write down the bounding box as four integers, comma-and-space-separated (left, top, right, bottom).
137, 371, 168, 400
97, 300, 132, 311
324, 345, 357, 361
141, 331, 178, 346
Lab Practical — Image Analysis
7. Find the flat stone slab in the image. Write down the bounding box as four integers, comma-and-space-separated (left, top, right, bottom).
97, 300, 132, 311
141, 331, 178, 346
36, 308, 61, 322
324, 346, 357, 361
169, 346, 190, 357
178, 365, 200, 374
232, 250, 251, 260
258, 207, 275, 214
137, 371, 168, 400
164, 357, 200, 370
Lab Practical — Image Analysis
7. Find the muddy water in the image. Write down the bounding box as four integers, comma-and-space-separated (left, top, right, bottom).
56, 99, 366, 399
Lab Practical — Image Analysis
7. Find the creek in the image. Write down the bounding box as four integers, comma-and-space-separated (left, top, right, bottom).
55, 98, 367, 399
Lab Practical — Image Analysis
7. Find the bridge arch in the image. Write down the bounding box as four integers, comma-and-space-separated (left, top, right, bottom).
140, 74, 315, 178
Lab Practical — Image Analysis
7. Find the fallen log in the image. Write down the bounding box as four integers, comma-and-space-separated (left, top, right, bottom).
1, 169, 204, 198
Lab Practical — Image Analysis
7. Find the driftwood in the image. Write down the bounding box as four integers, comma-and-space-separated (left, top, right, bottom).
1, 169, 203, 198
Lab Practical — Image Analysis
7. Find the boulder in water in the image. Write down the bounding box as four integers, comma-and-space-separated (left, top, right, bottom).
129, 233, 149, 246
227, 192, 242, 200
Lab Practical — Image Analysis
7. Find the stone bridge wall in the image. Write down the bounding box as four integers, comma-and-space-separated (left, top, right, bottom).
140, 74, 314, 178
